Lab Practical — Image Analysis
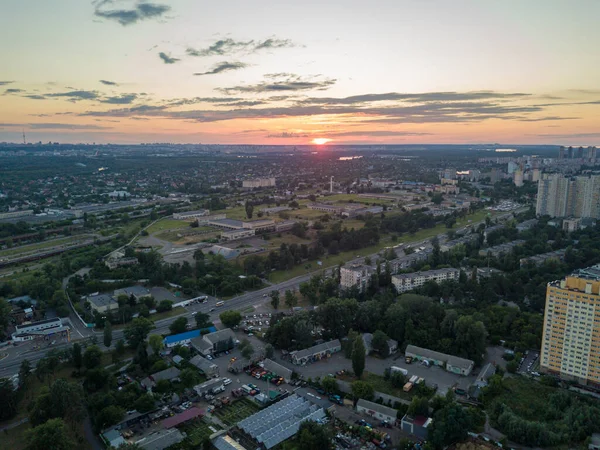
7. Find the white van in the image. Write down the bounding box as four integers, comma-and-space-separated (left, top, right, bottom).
215, 301, 224, 307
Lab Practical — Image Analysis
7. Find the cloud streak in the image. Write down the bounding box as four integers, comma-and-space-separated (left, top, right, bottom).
194, 61, 248, 76
94, 1, 171, 26
186, 37, 295, 57
99, 79, 118, 86
158, 52, 179, 64
218, 74, 336, 94
0, 122, 111, 130
0, 81, 14, 86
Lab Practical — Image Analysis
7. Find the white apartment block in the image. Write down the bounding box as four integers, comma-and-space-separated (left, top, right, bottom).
392, 268, 460, 293
536, 174, 600, 219
340, 265, 372, 293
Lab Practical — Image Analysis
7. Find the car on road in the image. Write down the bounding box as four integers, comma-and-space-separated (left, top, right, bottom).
223, 378, 232, 386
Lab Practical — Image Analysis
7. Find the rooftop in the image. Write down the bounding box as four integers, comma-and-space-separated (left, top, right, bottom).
357, 398, 397, 418
161, 407, 204, 429
115, 285, 151, 297
405, 344, 474, 370
164, 329, 201, 345
203, 328, 236, 345
210, 218, 245, 228
402, 414, 432, 428
87, 293, 116, 308
290, 339, 341, 360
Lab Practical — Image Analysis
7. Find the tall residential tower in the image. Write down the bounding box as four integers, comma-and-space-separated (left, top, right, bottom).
540, 265, 600, 387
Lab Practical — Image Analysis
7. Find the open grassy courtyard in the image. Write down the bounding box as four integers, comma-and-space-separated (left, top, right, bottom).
213, 398, 261, 426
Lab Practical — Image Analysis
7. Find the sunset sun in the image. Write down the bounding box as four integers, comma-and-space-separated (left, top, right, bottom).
312, 138, 332, 145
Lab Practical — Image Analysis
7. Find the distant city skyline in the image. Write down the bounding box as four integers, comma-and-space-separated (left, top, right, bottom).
1, 0, 599, 145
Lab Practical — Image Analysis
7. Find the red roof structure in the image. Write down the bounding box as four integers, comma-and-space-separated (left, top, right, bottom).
162, 407, 204, 429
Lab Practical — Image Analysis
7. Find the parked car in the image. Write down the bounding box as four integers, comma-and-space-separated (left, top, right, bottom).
223, 378, 232, 386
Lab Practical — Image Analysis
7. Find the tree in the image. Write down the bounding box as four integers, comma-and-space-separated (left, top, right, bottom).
351, 380, 374, 401
83, 345, 103, 370
148, 334, 164, 355
284, 290, 298, 310
0, 378, 18, 421
371, 330, 390, 357
72, 343, 82, 372
408, 396, 430, 416
25, 418, 76, 450
19, 359, 32, 388
219, 310, 242, 328
245, 201, 254, 219
270, 290, 280, 309
195, 312, 210, 329
134, 394, 156, 413
352, 335, 366, 378
180, 368, 199, 388
0, 297, 11, 337
96, 405, 125, 430
124, 317, 153, 348
135, 342, 149, 370
156, 299, 173, 312
296, 420, 333, 450
103, 320, 113, 348
265, 343, 274, 359
321, 376, 338, 394
169, 317, 188, 335
241, 342, 254, 360
115, 339, 125, 357
428, 403, 472, 449
506, 359, 518, 373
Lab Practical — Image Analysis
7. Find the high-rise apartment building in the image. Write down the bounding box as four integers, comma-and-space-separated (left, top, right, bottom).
242, 178, 276, 189
540, 265, 600, 387
536, 174, 600, 218
587, 146, 597, 161
559, 146, 566, 159
340, 265, 372, 293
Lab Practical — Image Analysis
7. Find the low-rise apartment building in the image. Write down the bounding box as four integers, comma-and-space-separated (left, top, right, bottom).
340, 265, 372, 293
392, 268, 460, 293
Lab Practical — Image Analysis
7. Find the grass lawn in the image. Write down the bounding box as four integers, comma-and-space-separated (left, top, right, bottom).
290, 208, 329, 220
262, 234, 313, 250
223, 206, 250, 221
146, 219, 190, 234
340, 219, 365, 230
487, 377, 556, 422
213, 398, 261, 426
0, 235, 93, 258
324, 193, 396, 205
1, 422, 31, 450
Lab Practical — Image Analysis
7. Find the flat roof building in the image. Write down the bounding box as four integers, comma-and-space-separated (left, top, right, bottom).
392, 268, 460, 293
189, 355, 219, 378
290, 339, 341, 365
405, 344, 474, 376
163, 329, 202, 348
87, 293, 118, 313
356, 399, 398, 424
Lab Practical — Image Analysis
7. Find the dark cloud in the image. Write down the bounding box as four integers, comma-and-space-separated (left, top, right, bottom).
165, 97, 243, 107
99, 79, 118, 85
0, 122, 110, 130
298, 91, 530, 106
218, 74, 336, 94
220, 101, 266, 107
194, 61, 248, 76
186, 37, 295, 57
326, 130, 433, 137
94, 1, 171, 26
267, 132, 309, 138
28, 123, 111, 130
3, 88, 23, 95
47, 90, 100, 101
100, 93, 138, 104
158, 52, 179, 64
24, 95, 47, 100
0, 81, 14, 86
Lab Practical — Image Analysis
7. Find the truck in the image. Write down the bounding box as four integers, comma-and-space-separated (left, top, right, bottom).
409, 375, 418, 384
390, 366, 408, 376
403, 382, 413, 392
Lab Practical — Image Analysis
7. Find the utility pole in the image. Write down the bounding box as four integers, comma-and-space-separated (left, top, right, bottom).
22, 129, 26, 145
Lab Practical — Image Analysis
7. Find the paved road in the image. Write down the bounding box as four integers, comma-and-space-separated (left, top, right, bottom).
0, 209, 521, 378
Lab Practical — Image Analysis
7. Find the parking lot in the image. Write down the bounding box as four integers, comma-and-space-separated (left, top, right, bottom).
518, 350, 540, 375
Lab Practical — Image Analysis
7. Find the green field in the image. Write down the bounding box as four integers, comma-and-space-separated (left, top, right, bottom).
213, 398, 261, 426
0, 235, 93, 258
324, 193, 396, 205
146, 219, 190, 234
290, 208, 330, 220
267, 209, 498, 283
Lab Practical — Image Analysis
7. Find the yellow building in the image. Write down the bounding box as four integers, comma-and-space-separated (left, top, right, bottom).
540, 265, 600, 388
